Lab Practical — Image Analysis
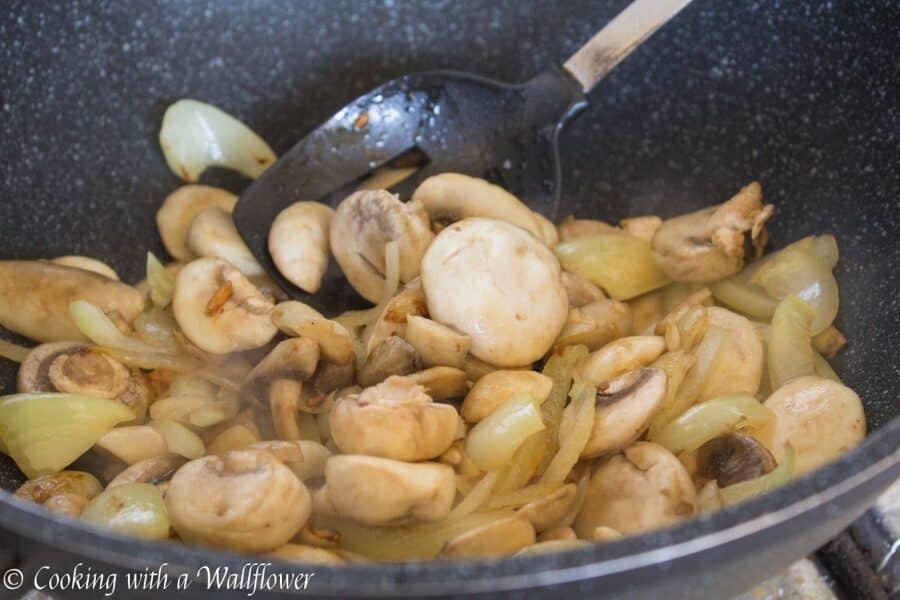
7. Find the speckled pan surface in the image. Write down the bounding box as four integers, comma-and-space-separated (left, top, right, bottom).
0, 0, 897, 597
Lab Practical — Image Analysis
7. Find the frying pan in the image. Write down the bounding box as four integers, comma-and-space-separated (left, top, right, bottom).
0, 1, 897, 598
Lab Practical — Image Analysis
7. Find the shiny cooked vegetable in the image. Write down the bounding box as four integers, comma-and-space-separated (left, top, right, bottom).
0, 100, 866, 562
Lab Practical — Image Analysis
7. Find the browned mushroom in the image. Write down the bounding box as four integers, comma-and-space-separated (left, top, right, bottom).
357, 336, 423, 388
695, 432, 776, 488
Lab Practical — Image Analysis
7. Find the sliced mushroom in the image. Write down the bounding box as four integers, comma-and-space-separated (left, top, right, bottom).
411, 173, 543, 240
695, 307, 763, 402
150, 373, 240, 427
619, 216, 662, 242
357, 335, 422, 388
561, 271, 607, 308
756, 376, 865, 476
627, 291, 664, 335
365, 277, 428, 354
516, 483, 578, 533
561, 367, 667, 458
107, 455, 186, 488
421, 218, 568, 367
696, 432, 776, 487
403, 315, 471, 368
330, 189, 434, 302
272, 301, 353, 365
268, 201, 334, 293
651, 182, 775, 282
156, 185, 238, 260
460, 354, 505, 382
592, 526, 623, 543
0, 261, 144, 343
322, 454, 455, 524
554, 299, 632, 351
812, 325, 847, 358
95, 425, 169, 464
578, 336, 667, 386
244, 338, 320, 397
51, 256, 119, 280
439, 516, 536, 559
16, 471, 103, 518
282, 440, 332, 481
268, 544, 345, 566
269, 379, 304, 441
18, 342, 151, 423
302, 359, 357, 413
165, 449, 311, 552
539, 526, 577, 542
574, 442, 696, 537
172, 258, 277, 354
185, 206, 264, 276
461, 370, 553, 423
408, 366, 469, 401
557, 215, 619, 242
330, 375, 459, 461
533, 212, 560, 246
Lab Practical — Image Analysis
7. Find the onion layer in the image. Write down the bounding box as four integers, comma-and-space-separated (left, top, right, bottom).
720, 445, 795, 505
768, 295, 816, 390
465, 393, 545, 471
538, 344, 588, 473
82, 483, 170, 540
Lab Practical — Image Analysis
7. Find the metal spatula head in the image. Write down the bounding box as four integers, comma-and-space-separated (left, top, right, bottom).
233, 0, 692, 314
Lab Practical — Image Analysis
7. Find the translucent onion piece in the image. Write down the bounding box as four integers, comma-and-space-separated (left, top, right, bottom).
551, 472, 590, 530
0, 393, 134, 477
159, 99, 276, 182
768, 295, 816, 390
649, 393, 774, 454
335, 241, 401, 328
0, 339, 31, 363
493, 431, 546, 494
710, 277, 776, 322
441, 471, 497, 524
99, 347, 201, 373
146, 252, 174, 308
207, 424, 260, 455
95, 426, 168, 464
555, 234, 671, 300
487, 481, 562, 511
539, 383, 596, 486
649, 350, 694, 428
720, 445, 795, 505
696, 480, 723, 513
813, 234, 839, 269
81, 483, 170, 540
149, 419, 205, 459
464, 393, 545, 471
539, 344, 589, 473
133, 306, 178, 351
751, 237, 839, 334
70, 300, 173, 356
515, 540, 591, 556
813, 352, 841, 383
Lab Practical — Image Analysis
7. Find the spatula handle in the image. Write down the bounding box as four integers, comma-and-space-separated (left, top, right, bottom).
562, 0, 693, 93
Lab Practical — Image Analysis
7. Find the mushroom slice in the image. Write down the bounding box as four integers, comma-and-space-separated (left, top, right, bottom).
16, 471, 103, 518
357, 336, 422, 388
51, 256, 119, 280
561, 368, 667, 458
539, 526, 577, 542
412, 173, 543, 240
695, 307, 763, 402
268, 201, 334, 293
268, 544, 345, 566
461, 370, 553, 423
185, 206, 264, 276
578, 336, 667, 386
696, 432, 776, 488
516, 483, 578, 533
165, 449, 311, 552
439, 516, 536, 559
172, 258, 277, 354
330, 375, 459, 461
95, 425, 169, 464
107, 455, 186, 488
421, 218, 568, 367
533, 212, 560, 246
330, 189, 434, 302
244, 338, 320, 395
156, 185, 238, 260
408, 367, 468, 401
628, 291, 664, 335
756, 376, 865, 476
557, 215, 620, 241
365, 277, 428, 354
324, 454, 455, 524
561, 271, 607, 308
403, 315, 471, 368
272, 301, 353, 365
554, 299, 632, 351
0, 261, 144, 343
574, 442, 696, 537
592, 526, 624, 543
651, 182, 775, 283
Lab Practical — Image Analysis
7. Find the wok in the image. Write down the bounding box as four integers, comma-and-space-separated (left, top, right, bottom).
0, 1, 897, 598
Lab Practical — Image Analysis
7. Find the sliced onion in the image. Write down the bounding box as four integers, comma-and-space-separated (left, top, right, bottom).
550, 471, 590, 530
335, 241, 401, 328
70, 300, 173, 356
0, 339, 31, 363
768, 295, 816, 390
95, 426, 168, 464
441, 471, 497, 524
99, 347, 201, 373
159, 99, 276, 182
0, 393, 134, 477
538, 344, 589, 472
133, 306, 178, 350
720, 445, 795, 505
696, 480, 723, 513
207, 424, 260, 455
494, 431, 546, 494
515, 540, 591, 556
146, 252, 174, 308
555, 233, 671, 300
813, 234, 839, 269
81, 482, 170, 540
465, 393, 545, 471
539, 382, 596, 486
751, 237, 839, 334
710, 277, 776, 322
649, 393, 774, 454
813, 352, 841, 382
487, 481, 562, 510
149, 419, 205, 459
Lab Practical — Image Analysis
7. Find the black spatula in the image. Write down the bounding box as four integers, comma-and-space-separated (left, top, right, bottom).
233, 0, 693, 314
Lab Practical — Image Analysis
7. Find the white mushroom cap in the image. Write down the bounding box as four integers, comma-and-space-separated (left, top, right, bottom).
365, 277, 428, 354
578, 336, 667, 386
756, 375, 865, 476
329, 189, 434, 302
403, 315, 471, 369
156, 185, 238, 260
165, 449, 310, 552
574, 442, 695, 537
329, 375, 459, 461
322, 454, 455, 524
268, 201, 334, 293
696, 307, 763, 402
185, 206, 264, 276
421, 218, 568, 367
172, 258, 277, 354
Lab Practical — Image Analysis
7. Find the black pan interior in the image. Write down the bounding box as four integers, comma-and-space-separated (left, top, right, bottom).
0, 0, 897, 496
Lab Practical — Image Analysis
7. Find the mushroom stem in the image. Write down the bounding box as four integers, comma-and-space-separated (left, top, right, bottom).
269, 379, 302, 441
